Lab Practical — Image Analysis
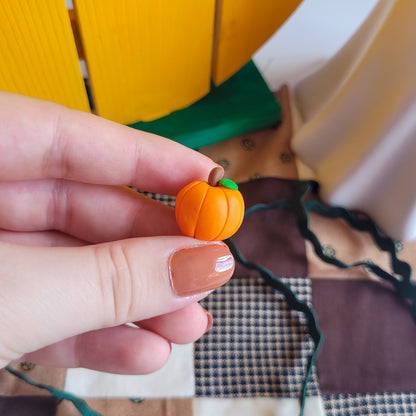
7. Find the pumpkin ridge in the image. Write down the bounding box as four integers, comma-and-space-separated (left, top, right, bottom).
213, 186, 229, 240
175, 180, 200, 209
193, 185, 212, 239
176, 181, 208, 238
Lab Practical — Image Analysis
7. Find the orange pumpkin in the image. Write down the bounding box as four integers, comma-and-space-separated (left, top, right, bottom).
175, 177, 244, 241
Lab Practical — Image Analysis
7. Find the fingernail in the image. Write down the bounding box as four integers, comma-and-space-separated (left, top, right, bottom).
203, 308, 214, 333
169, 243, 234, 297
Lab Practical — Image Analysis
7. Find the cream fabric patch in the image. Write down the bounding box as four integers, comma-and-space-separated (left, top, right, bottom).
63, 343, 194, 398
194, 397, 326, 416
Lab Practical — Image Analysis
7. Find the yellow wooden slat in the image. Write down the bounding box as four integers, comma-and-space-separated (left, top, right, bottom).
212, 0, 303, 85
0, 0, 90, 112
74, 0, 216, 124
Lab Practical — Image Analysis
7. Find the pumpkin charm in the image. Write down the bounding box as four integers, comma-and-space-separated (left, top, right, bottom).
175, 168, 244, 241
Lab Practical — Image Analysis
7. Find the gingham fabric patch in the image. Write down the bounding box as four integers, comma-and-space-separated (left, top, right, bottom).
134, 189, 176, 207
195, 277, 320, 398
323, 393, 416, 416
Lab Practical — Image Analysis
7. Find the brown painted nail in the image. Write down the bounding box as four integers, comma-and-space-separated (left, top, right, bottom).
169, 243, 234, 297
203, 309, 214, 333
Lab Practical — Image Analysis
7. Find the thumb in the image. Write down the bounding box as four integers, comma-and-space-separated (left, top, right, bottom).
0, 237, 234, 363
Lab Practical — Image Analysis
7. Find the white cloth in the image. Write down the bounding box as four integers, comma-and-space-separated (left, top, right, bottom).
292, 0, 416, 241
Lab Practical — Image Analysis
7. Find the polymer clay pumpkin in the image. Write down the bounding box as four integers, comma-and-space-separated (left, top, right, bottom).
175, 174, 244, 241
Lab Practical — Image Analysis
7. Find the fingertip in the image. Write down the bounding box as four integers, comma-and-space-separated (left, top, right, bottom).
136, 303, 213, 345
122, 329, 172, 374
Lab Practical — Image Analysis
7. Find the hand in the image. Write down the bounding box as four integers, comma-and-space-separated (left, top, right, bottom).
0, 92, 234, 374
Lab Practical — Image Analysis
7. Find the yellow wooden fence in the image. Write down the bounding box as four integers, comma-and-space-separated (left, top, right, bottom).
0, 0, 301, 124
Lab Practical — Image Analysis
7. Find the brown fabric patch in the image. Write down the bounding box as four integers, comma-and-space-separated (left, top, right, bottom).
306, 209, 416, 281
233, 177, 307, 278
0, 365, 66, 396
0, 396, 59, 416
312, 279, 416, 394
56, 398, 193, 416
199, 85, 297, 183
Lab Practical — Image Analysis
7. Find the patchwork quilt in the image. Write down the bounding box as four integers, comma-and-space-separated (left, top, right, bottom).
1, 86, 416, 416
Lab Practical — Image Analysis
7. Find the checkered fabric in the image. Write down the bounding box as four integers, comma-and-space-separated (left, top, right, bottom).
195, 277, 320, 398
323, 393, 416, 416
133, 189, 176, 207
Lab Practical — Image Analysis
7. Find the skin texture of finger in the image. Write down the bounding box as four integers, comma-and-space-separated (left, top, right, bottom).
0, 237, 234, 365
0, 180, 179, 241
136, 302, 212, 345
18, 325, 171, 374
0, 230, 86, 247
0, 92, 218, 194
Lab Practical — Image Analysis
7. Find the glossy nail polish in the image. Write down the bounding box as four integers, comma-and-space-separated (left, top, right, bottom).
204, 309, 214, 333
169, 243, 234, 297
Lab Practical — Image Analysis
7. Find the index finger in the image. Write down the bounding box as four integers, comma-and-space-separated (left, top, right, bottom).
0, 92, 218, 194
